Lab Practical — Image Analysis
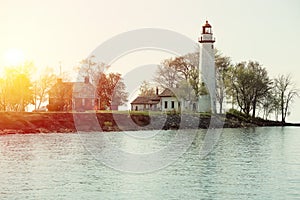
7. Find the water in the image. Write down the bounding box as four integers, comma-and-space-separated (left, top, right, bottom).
0, 127, 299, 199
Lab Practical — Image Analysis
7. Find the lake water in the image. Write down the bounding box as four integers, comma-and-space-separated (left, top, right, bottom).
0, 127, 299, 199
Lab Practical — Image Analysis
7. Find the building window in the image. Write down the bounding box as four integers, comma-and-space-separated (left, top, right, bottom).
164, 101, 168, 109
193, 103, 196, 111
82, 98, 85, 106
171, 101, 175, 109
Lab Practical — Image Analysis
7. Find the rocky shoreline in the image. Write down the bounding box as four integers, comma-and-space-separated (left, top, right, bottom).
0, 112, 297, 135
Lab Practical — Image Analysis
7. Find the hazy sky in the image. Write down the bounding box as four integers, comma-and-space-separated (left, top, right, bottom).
0, 0, 299, 121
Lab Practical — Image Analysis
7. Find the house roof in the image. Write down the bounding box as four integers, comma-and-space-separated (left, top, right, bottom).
49, 80, 96, 99
158, 88, 176, 97
131, 96, 160, 105
131, 88, 181, 104
72, 82, 94, 92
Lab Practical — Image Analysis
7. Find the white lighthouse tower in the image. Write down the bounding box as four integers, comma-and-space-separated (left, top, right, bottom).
198, 20, 217, 113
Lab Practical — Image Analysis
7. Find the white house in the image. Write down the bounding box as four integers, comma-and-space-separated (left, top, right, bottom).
159, 88, 181, 112
130, 96, 161, 111
131, 88, 181, 112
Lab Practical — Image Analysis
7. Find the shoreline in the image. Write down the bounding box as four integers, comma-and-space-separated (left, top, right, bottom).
0, 112, 298, 135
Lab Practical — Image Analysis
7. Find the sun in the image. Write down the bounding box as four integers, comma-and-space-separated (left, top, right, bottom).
4, 48, 25, 66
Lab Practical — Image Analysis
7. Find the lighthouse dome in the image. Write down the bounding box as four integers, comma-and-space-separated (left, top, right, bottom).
203, 20, 212, 28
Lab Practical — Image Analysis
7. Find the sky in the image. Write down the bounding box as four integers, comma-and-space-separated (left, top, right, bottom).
0, 0, 299, 122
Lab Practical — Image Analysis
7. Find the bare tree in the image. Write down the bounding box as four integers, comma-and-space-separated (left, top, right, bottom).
34, 67, 57, 110
153, 59, 182, 89
274, 74, 299, 123
75, 55, 110, 86
260, 90, 276, 120
215, 50, 231, 114
153, 52, 200, 97
139, 81, 156, 97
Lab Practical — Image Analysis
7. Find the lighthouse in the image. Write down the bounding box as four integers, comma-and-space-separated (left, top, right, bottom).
198, 20, 217, 113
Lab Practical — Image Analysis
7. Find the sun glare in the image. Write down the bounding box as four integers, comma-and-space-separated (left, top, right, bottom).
4, 48, 25, 66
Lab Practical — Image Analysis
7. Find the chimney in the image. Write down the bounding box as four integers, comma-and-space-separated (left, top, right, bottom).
84, 76, 89, 84
156, 87, 159, 95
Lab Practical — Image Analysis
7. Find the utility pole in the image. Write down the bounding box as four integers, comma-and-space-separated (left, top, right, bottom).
59, 61, 62, 77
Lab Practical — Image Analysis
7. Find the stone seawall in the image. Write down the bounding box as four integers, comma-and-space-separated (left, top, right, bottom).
0, 112, 290, 134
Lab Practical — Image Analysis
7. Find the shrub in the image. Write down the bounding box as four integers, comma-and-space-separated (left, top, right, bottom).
103, 121, 113, 127
226, 108, 250, 121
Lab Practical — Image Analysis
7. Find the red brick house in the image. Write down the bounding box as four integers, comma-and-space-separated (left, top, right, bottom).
48, 77, 97, 111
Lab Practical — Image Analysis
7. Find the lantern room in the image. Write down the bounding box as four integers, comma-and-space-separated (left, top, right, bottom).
199, 20, 215, 43
202, 20, 212, 34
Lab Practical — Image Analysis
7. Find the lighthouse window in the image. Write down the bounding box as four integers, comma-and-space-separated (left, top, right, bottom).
205, 28, 211, 34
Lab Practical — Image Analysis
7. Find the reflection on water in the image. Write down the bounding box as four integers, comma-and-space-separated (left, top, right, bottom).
0, 127, 299, 199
